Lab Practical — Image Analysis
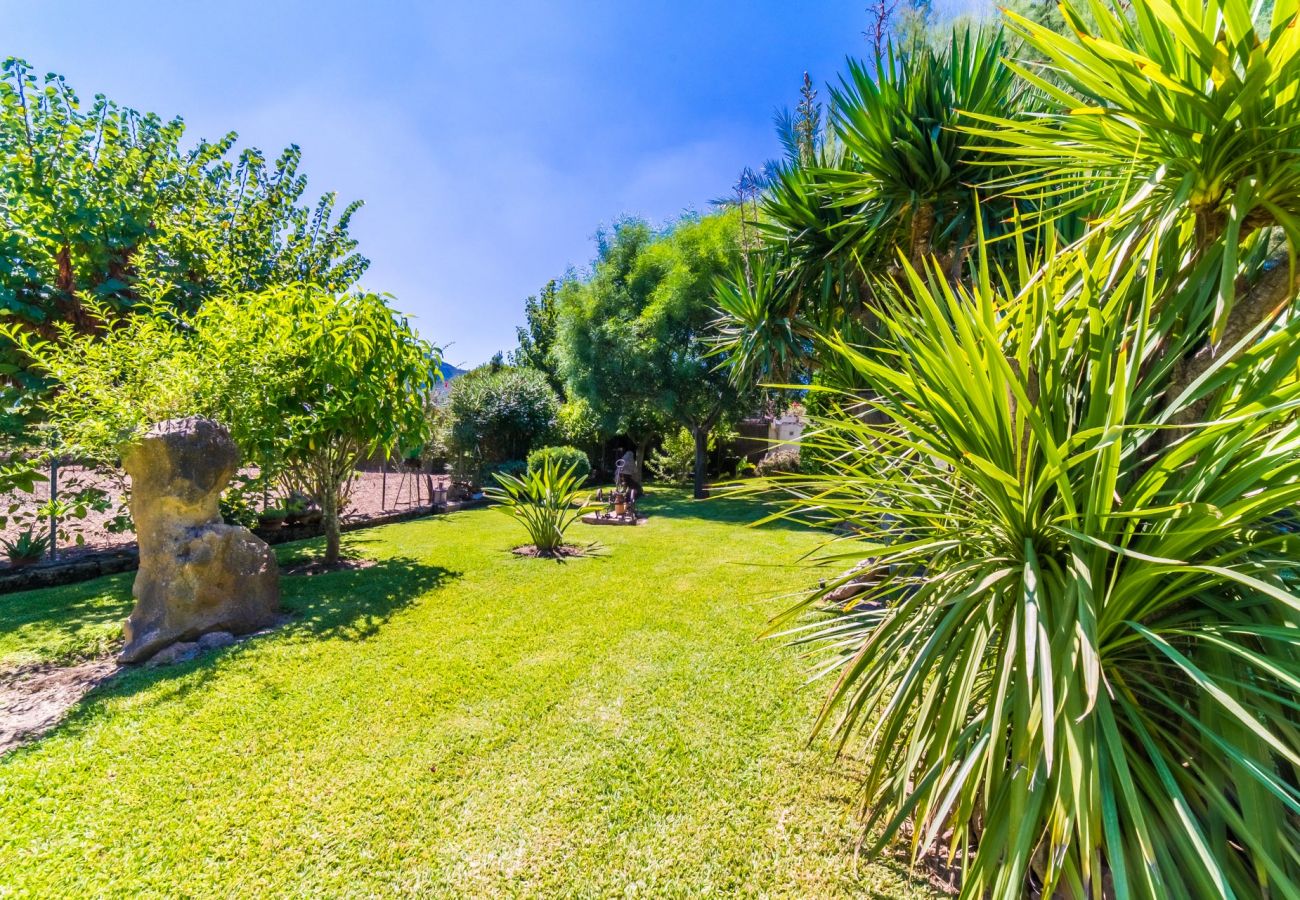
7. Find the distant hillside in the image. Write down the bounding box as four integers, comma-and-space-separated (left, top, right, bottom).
438, 361, 467, 382
433, 360, 466, 395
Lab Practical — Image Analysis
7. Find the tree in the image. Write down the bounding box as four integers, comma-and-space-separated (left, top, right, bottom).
510, 278, 566, 394
0, 58, 368, 423
556, 213, 755, 497
7, 286, 435, 566
713, 28, 1030, 387
199, 287, 435, 565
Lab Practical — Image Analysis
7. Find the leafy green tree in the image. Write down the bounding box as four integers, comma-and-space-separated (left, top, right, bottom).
0, 58, 367, 417
8, 287, 436, 566
556, 213, 755, 498
199, 287, 435, 564
510, 278, 566, 394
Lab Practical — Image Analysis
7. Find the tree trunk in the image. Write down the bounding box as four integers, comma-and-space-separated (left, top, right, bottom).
322, 475, 341, 565
1166, 259, 1300, 428
692, 426, 709, 499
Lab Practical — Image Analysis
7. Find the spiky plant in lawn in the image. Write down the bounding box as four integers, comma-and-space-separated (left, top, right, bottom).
486, 458, 594, 556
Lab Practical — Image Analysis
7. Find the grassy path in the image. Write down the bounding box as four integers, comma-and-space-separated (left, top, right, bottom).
0, 491, 938, 897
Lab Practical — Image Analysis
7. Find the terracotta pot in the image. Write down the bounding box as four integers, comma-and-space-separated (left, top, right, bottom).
614, 501, 627, 516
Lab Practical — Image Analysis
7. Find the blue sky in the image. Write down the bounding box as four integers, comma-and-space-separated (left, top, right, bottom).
8, 0, 988, 367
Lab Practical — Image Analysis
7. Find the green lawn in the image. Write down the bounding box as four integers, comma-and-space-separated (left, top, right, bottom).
0, 491, 938, 897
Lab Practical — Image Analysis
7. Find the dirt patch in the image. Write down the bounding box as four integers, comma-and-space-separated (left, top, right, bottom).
0, 657, 120, 754
511, 544, 590, 559
281, 557, 378, 577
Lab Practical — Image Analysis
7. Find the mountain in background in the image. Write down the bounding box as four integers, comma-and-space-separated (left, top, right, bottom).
437, 360, 467, 382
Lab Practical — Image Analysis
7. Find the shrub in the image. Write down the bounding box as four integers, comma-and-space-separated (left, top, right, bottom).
485, 457, 594, 555
444, 366, 559, 470
528, 446, 591, 484
755, 447, 800, 476
2, 527, 50, 565
763, 234, 1300, 896
647, 429, 694, 484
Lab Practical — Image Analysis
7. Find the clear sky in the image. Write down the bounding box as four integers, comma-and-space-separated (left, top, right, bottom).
7, 0, 988, 368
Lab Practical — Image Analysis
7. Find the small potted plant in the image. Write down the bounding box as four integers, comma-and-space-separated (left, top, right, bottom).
3, 528, 51, 568
257, 506, 287, 531
301, 502, 323, 526
283, 494, 310, 526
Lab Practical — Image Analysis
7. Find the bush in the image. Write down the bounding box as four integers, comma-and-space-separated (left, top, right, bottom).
647, 429, 694, 485
2, 527, 49, 564
444, 366, 560, 470
527, 446, 591, 484
485, 456, 595, 554
755, 447, 800, 476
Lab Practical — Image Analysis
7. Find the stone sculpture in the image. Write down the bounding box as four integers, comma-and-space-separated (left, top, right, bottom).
118, 417, 279, 664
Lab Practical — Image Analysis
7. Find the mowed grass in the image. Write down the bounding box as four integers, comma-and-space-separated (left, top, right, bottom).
0, 490, 939, 898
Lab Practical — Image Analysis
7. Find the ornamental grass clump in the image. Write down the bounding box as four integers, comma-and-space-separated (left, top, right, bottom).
486, 457, 594, 556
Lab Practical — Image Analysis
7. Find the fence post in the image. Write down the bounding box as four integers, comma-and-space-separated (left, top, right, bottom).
48, 454, 58, 561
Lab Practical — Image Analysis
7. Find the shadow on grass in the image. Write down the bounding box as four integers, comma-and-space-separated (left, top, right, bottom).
4, 556, 458, 756
277, 555, 458, 643
0, 572, 135, 667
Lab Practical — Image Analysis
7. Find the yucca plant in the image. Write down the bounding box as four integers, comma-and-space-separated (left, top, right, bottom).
972, 0, 1300, 352
714, 0, 1300, 895
755, 226, 1300, 897
712, 27, 1033, 387
486, 457, 595, 556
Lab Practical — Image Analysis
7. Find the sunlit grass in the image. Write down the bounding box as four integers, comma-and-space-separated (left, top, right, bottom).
0, 490, 939, 897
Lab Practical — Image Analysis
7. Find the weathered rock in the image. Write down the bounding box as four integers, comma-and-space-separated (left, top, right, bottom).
119, 417, 279, 664
196, 630, 236, 651
144, 641, 201, 668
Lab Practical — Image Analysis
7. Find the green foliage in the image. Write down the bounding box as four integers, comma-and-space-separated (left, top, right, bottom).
555, 212, 757, 496
976, 0, 1300, 344
1, 526, 49, 563
443, 365, 560, 478
199, 286, 436, 563
1, 300, 203, 463
0, 456, 45, 497
7, 285, 435, 565
555, 397, 602, 452
527, 445, 591, 484
647, 428, 695, 485
718, 0, 1300, 894
486, 457, 595, 554
714, 27, 1033, 385
0, 58, 367, 407
511, 278, 565, 393
761, 223, 1300, 896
